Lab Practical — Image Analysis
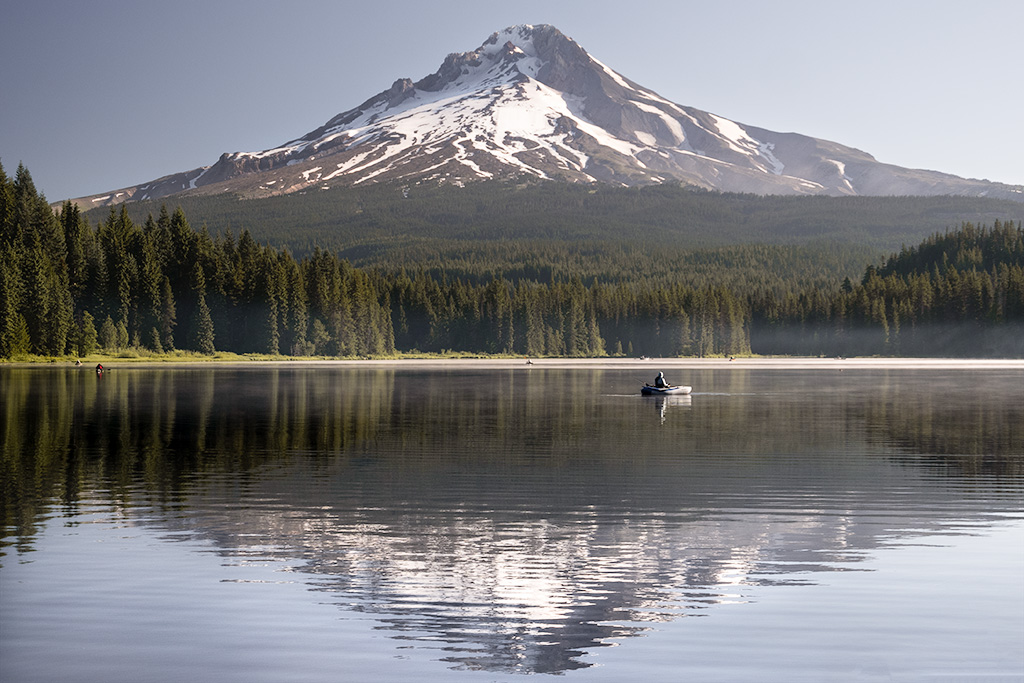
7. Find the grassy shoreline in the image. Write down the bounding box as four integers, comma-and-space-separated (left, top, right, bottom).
3, 353, 1022, 370
0, 350, 532, 364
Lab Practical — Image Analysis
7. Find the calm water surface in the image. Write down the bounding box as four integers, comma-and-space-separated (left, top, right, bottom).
1, 365, 1022, 682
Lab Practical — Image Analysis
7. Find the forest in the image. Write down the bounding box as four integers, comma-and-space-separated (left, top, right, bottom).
98, 178, 1024, 288
2, 161, 1023, 359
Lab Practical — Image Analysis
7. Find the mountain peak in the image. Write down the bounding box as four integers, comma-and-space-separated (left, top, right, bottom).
482, 24, 567, 54
70, 25, 1023, 207
411, 24, 569, 94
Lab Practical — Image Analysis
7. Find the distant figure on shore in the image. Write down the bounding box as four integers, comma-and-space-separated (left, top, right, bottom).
75, 359, 82, 367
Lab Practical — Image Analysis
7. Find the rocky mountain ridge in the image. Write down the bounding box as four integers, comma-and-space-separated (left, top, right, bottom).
72, 24, 1023, 207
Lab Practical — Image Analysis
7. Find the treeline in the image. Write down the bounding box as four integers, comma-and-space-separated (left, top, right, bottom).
751, 220, 1024, 357
344, 239, 880, 295
389, 274, 747, 357
0, 163, 747, 358
96, 178, 1024, 283
4, 161, 1023, 359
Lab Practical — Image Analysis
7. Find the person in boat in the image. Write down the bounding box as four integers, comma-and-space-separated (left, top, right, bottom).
654, 371, 670, 388
95, 363, 104, 373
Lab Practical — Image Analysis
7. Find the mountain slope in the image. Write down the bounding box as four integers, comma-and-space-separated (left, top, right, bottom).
72, 25, 1023, 207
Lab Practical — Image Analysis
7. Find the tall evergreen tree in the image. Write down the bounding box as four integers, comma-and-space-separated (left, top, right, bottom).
160, 276, 176, 351
60, 201, 91, 303
137, 238, 164, 349
0, 161, 16, 246
284, 255, 310, 355
99, 315, 117, 350
167, 207, 197, 349
188, 262, 215, 355
77, 311, 98, 357
0, 246, 24, 357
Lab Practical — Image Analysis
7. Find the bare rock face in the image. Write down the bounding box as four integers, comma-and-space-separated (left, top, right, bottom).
72, 24, 1023, 208
385, 79, 416, 108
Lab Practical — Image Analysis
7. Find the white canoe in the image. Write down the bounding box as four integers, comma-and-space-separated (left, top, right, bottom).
641, 385, 692, 396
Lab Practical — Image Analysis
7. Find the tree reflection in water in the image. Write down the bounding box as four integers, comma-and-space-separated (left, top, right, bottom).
2, 365, 1022, 673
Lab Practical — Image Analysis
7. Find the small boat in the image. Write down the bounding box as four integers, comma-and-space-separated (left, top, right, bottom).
641, 384, 691, 396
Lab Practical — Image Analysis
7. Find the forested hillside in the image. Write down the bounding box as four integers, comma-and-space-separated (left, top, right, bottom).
5, 163, 747, 358
90, 180, 1023, 287
751, 220, 1024, 356
5, 162, 1023, 359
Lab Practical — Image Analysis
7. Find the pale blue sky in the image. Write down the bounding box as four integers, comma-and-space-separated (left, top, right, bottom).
2, 0, 1021, 201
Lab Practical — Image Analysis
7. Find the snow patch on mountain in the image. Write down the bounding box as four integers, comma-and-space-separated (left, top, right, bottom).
758, 143, 785, 175
635, 131, 656, 146
827, 159, 854, 190
592, 56, 633, 90
708, 114, 785, 175
630, 100, 687, 146
188, 167, 211, 189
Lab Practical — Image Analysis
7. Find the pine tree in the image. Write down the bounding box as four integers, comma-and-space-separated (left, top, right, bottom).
60, 201, 90, 303
99, 316, 117, 350
285, 258, 310, 355
115, 319, 129, 350
147, 326, 163, 354
160, 276, 176, 351
78, 311, 98, 357
188, 262, 215, 354
586, 305, 605, 356
167, 207, 196, 350
40, 278, 74, 355
8, 314, 30, 356
522, 290, 545, 357
191, 295, 216, 355
21, 245, 48, 352
138, 239, 163, 348
311, 318, 330, 355
261, 255, 284, 354
0, 161, 15, 246
0, 246, 23, 357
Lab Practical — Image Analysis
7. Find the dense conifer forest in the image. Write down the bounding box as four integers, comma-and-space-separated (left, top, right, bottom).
3, 161, 1023, 359
749, 221, 1024, 357
98, 180, 1023, 288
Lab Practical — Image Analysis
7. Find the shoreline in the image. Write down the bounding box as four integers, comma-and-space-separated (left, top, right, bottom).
5, 357, 1024, 370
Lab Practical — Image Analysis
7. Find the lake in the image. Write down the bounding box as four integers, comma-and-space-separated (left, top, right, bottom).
2, 362, 1022, 682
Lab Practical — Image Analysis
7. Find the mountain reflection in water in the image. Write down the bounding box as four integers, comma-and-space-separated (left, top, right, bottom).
2, 365, 1022, 675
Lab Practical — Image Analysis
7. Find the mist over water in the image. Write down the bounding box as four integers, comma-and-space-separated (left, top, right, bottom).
2, 365, 1022, 681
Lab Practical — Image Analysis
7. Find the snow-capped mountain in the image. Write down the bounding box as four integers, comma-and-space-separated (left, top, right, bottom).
75, 24, 1022, 207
